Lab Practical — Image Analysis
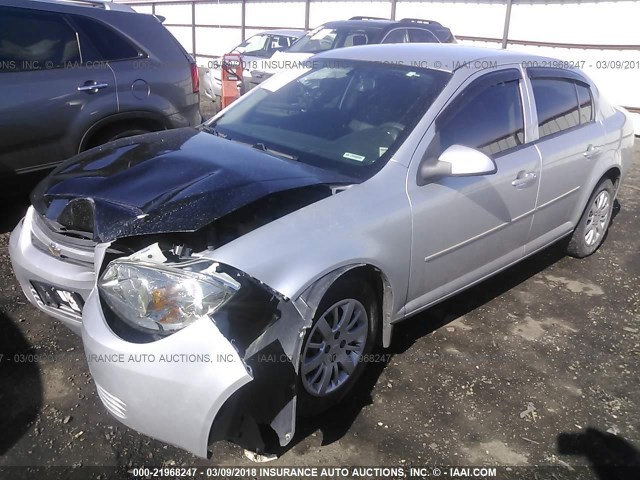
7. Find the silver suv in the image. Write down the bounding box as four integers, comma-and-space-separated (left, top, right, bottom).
0, 0, 201, 178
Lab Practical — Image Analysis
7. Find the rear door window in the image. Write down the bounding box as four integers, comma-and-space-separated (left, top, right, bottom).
72, 16, 141, 62
0, 7, 80, 71
531, 78, 581, 138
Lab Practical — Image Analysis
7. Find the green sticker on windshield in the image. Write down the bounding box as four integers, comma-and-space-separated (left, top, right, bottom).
343, 152, 365, 162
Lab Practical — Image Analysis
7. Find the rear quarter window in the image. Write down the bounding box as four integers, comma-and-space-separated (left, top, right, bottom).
577, 83, 594, 123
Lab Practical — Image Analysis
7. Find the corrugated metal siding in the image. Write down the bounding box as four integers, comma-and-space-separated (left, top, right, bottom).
117, 0, 640, 110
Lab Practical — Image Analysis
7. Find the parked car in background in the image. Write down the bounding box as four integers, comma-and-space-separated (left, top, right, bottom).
0, 0, 201, 179
9, 44, 634, 458
248, 16, 456, 89
202, 29, 305, 107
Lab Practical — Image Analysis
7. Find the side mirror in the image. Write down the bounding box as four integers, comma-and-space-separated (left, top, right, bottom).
418, 144, 497, 185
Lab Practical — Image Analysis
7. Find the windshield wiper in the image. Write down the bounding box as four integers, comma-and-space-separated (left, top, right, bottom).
201, 124, 226, 138
252, 143, 299, 162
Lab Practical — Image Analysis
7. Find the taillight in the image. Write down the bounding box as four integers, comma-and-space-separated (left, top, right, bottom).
190, 62, 199, 94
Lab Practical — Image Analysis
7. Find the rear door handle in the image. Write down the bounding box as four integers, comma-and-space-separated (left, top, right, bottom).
511, 170, 537, 189
77, 81, 109, 94
583, 144, 600, 158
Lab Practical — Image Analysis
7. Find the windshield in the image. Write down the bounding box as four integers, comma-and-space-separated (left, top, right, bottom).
235, 33, 297, 58
288, 26, 385, 54
207, 60, 451, 180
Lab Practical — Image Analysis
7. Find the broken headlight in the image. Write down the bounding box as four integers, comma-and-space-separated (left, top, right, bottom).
98, 260, 239, 335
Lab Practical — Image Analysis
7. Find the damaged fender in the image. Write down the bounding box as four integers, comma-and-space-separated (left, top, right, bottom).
209, 264, 365, 452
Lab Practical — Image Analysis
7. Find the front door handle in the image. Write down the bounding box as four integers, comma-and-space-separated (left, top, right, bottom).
511, 170, 537, 189
583, 144, 600, 158
77, 81, 109, 94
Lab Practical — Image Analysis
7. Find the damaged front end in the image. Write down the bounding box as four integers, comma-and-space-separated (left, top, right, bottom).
87, 239, 322, 458
12, 129, 360, 457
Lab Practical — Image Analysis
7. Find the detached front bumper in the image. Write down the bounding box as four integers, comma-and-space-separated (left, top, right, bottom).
82, 290, 252, 458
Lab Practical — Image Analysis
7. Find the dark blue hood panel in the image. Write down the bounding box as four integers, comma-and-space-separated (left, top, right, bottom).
31, 128, 354, 242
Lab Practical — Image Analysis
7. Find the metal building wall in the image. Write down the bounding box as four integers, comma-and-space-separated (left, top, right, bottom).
116, 0, 640, 115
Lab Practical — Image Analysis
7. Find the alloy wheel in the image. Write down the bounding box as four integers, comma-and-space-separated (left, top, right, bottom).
301, 299, 369, 397
584, 190, 611, 247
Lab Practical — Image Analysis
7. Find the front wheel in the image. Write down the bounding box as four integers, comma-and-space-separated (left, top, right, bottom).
567, 178, 615, 258
297, 276, 378, 416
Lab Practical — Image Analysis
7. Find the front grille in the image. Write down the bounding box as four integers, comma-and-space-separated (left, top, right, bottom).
31, 214, 96, 268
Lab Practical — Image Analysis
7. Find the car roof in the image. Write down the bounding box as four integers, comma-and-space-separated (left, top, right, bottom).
20, 0, 136, 13
259, 29, 306, 37
313, 43, 563, 74
320, 18, 447, 30
321, 19, 396, 29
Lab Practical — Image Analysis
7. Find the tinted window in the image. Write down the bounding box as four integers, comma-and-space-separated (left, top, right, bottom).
288, 27, 383, 53
532, 78, 580, 138
577, 84, 594, 124
73, 17, 140, 62
434, 76, 524, 157
408, 28, 440, 43
382, 29, 408, 44
0, 7, 80, 72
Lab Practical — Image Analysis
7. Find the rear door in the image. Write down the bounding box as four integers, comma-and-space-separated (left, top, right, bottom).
525, 68, 606, 251
0, 6, 116, 174
69, 15, 154, 120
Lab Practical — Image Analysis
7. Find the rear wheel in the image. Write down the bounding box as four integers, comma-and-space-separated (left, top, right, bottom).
297, 276, 378, 416
567, 178, 615, 258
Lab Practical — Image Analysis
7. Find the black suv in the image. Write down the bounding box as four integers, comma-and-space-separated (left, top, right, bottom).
0, 0, 201, 178
290, 16, 456, 52
246, 16, 455, 90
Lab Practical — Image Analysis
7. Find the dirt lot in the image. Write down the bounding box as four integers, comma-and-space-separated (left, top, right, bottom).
0, 94, 638, 478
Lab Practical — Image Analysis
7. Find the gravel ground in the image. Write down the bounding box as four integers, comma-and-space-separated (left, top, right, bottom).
0, 94, 638, 479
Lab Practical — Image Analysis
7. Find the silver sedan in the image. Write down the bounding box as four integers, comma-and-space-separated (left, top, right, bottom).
9, 44, 635, 458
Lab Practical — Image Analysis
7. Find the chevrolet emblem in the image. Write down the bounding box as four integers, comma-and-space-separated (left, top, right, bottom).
48, 242, 62, 257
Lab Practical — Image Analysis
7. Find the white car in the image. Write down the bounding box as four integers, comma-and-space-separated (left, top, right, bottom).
202, 29, 304, 105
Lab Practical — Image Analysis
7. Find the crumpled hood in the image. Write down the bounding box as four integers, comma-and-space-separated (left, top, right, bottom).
31, 128, 354, 243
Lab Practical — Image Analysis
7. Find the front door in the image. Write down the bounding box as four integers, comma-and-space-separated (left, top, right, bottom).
405, 68, 541, 314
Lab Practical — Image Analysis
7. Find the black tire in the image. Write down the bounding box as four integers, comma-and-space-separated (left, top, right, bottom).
567, 178, 615, 258
297, 276, 378, 416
